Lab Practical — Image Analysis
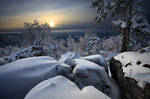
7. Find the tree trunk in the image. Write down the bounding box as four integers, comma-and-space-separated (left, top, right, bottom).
121, 27, 130, 52
121, 0, 133, 52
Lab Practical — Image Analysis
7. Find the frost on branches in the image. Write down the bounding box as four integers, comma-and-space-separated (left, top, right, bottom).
92, 0, 150, 51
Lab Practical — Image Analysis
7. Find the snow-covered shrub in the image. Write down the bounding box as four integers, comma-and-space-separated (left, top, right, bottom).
102, 35, 122, 52
0, 46, 23, 58
78, 30, 103, 55
5, 41, 50, 63
49, 39, 67, 59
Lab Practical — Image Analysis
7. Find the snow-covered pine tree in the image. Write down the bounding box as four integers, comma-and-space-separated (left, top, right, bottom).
92, 0, 150, 52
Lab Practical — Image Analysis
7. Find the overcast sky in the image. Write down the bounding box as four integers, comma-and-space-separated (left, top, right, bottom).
0, 0, 149, 29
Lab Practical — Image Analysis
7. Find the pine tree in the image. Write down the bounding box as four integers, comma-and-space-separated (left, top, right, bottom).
92, 0, 150, 52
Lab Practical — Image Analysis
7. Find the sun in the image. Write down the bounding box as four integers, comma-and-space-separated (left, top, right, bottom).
49, 21, 55, 27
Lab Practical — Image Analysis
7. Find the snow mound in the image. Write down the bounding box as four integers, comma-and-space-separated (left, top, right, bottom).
73, 59, 120, 99
114, 52, 150, 88
0, 56, 58, 98
25, 76, 110, 99
81, 55, 107, 68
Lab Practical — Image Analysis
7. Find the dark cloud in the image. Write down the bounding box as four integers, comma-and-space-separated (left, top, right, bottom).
0, 0, 90, 16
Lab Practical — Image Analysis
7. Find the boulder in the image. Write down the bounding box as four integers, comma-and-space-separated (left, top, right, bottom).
25, 76, 110, 99
81, 55, 107, 68
73, 59, 120, 99
0, 56, 58, 98
110, 52, 150, 99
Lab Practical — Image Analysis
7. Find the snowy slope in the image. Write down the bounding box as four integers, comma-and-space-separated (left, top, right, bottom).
25, 76, 110, 99
114, 52, 150, 88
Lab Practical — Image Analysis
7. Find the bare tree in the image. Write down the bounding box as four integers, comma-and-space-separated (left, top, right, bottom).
22, 20, 51, 45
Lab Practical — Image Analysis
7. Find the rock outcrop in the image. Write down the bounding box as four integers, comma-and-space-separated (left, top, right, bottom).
110, 52, 150, 99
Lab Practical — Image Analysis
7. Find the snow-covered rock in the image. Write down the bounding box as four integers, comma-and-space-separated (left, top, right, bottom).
0, 56, 58, 98
58, 51, 80, 63
56, 63, 72, 76
81, 55, 107, 68
114, 52, 150, 88
73, 59, 120, 99
25, 76, 110, 99
110, 52, 150, 99
138, 46, 150, 53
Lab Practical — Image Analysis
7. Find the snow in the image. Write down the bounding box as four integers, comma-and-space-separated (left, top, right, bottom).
99, 50, 119, 61
0, 58, 5, 65
73, 59, 120, 99
5, 41, 49, 63
73, 59, 104, 71
58, 51, 80, 63
0, 56, 58, 98
114, 52, 150, 88
25, 76, 110, 99
56, 63, 72, 76
107, 62, 112, 77
138, 46, 150, 53
112, 19, 127, 29
81, 55, 107, 68
0, 51, 121, 99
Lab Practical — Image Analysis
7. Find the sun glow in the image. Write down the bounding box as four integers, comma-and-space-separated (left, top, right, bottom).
49, 21, 55, 27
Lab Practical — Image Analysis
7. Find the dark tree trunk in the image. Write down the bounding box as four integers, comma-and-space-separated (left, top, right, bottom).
121, 0, 133, 52
121, 27, 130, 52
